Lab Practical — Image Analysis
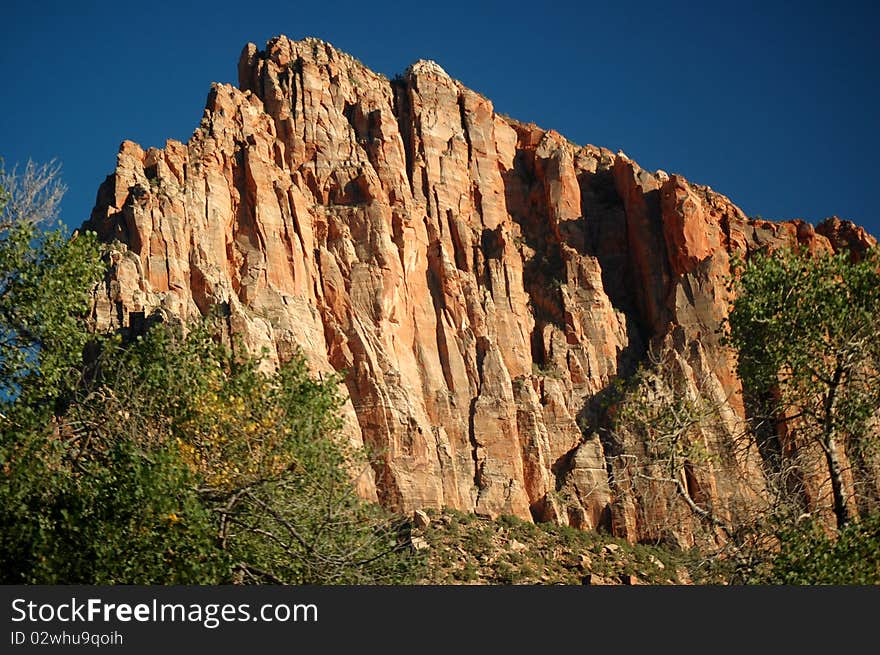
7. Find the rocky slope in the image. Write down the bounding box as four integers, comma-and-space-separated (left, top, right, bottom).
84, 35, 876, 547
410, 508, 693, 585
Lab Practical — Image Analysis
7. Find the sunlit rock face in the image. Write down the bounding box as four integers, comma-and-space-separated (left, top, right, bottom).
85, 35, 876, 547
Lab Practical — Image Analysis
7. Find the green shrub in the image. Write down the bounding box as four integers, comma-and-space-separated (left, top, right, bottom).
749, 514, 880, 585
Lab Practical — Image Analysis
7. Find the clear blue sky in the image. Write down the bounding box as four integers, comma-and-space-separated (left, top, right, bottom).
2, 0, 877, 236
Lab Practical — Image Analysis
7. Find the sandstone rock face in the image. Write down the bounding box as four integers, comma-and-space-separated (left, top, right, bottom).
86, 36, 876, 547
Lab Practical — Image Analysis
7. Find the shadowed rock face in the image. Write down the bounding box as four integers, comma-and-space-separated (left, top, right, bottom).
85, 35, 876, 547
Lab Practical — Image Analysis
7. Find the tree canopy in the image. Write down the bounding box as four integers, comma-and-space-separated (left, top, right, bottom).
727, 247, 880, 529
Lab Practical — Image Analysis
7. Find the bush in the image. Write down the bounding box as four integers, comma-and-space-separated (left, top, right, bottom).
748, 514, 880, 584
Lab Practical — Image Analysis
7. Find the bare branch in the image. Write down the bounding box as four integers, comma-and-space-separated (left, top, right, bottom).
0, 159, 67, 228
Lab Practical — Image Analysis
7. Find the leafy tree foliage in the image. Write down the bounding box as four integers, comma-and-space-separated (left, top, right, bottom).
727, 248, 880, 529
70, 324, 417, 584
0, 164, 104, 415
747, 513, 880, 584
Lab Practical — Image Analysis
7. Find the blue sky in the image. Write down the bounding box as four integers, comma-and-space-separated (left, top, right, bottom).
2, 0, 877, 236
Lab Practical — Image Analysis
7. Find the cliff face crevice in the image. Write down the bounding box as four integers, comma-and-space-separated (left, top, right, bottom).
85, 35, 876, 547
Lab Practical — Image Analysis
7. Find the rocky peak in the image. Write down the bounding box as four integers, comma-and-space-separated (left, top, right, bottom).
86, 35, 875, 547
405, 59, 451, 79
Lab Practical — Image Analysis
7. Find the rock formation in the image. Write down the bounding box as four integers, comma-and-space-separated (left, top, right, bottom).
85, 36, 876, 547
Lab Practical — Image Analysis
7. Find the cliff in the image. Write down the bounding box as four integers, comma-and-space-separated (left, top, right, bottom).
85, 36, 876, 547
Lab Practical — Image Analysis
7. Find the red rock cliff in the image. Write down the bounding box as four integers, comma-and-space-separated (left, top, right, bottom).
85, 36, 876, 547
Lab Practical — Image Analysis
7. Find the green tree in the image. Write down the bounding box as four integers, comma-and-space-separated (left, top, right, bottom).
727, 247, 880, 529
748, 513, 880, 584
72, 322, 416, 584
3, 304, 418, 583
0, 161, 104, 415
0, 162, 142, 581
